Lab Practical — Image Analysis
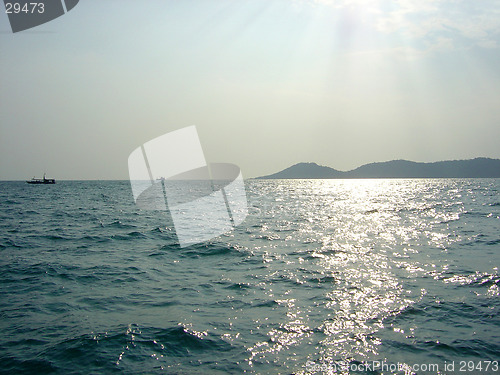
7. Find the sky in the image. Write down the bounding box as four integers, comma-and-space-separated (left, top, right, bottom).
1, 0, 499, 180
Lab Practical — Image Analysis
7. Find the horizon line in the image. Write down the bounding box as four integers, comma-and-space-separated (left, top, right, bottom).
3, 156, 500, 181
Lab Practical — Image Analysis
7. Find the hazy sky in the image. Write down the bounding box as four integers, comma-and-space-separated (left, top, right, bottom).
1, 0, 499, 179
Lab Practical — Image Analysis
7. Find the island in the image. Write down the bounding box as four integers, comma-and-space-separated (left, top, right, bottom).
256, 158, 500, 179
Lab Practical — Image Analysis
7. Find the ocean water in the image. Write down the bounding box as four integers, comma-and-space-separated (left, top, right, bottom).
0, 179, 499, 374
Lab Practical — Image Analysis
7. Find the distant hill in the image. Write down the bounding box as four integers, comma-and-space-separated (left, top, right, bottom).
258, 162, 346, 179
256, 158, 500, 179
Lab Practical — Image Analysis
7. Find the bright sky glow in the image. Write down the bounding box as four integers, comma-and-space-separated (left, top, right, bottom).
1, 0, 499, 179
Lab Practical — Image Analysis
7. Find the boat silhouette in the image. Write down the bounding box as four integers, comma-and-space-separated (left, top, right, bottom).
26, 173, 56, 184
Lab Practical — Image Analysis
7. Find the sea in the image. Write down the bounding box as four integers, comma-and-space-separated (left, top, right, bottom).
0, 179, 499, 374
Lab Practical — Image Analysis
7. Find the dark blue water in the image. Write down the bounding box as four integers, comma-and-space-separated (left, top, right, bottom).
0, 179, 499, 374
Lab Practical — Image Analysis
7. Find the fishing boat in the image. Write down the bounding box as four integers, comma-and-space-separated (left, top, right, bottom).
26, 173, 56, 184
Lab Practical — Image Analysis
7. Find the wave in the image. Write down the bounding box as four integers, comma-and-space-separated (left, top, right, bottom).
1, 324, 241, 375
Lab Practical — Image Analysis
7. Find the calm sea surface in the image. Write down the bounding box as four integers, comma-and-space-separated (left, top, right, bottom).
0, 179, 499, 374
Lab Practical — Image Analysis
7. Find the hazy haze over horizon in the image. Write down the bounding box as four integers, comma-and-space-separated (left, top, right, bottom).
1, 0, 500, 180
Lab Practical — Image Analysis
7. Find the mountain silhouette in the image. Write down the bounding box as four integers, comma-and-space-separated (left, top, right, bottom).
257, 158, 500, 179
